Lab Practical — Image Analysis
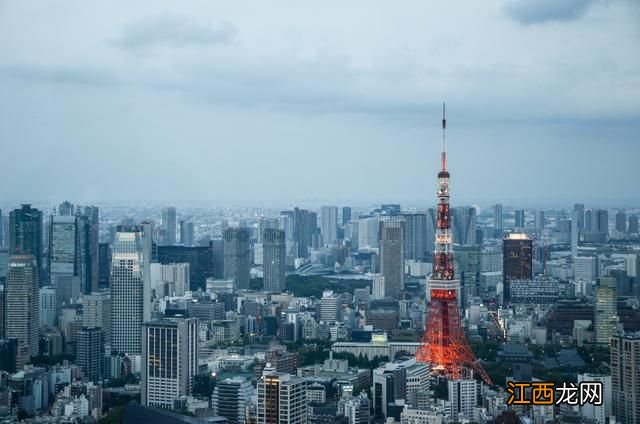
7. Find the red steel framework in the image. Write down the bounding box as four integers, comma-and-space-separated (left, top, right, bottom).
415, 104, 493, 386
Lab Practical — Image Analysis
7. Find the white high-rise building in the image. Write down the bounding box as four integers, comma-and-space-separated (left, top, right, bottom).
110, 231, 145, 356
625, 254, 639, 279
321, 206, 339, 246
448, 378, 477, 421
39, 286, 57, 327
320, 290, 340, 323
575, 256, 597, 283
141, 317, 198, 408
257, 369, 307, 424
372, 274, 385, 300
358, 216, 379, 249
578, 373, 612, 424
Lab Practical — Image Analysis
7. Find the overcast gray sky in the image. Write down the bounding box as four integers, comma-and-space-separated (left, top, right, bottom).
1, 0, 639, 207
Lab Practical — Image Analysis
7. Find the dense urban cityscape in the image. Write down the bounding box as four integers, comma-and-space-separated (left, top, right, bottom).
2, 1, 639, 424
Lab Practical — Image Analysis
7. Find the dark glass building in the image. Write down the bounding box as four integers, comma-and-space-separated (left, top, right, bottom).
503, 233, 533, 304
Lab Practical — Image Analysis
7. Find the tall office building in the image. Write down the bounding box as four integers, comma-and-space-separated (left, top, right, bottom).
0, 209, 3, 247
379, 218, 404, 298
596, 209, 609, 234
212, 377, 253, 424
514, 209, 525, 228
502, 234, 533, 304
5, 254, 40, 366
257, 369, 307, 424
263, 228, 286, 293
9, 205, 43, 282
535, 210, 545, 231
223, 227, 251, 291
571, 210, 580, 258
110, 231, 145, 356
493, 204, 503, 231
629, 216, 639, 234
142, 317, 198, 409
0, 285, 4, 339
179, 221, 195, 246
595, 277, 618, 346
211, 239, 224, 279
342, 207, 352, 226
98, 243, 111, 288
452, 207, 477, 245
49, 215, 80, 306
320, 291, 341, 323
77, 327, 105, 382
585, 209, 594, 231
83, 291, 111, 342
258, 218, 279, 243
39, 286, 57, 327
616, 211, 627, 233
321, 206, 339, 246
280, 208, 317, 258
574, 203, 585, 231
449, 378, 477, 422
400, 212, 428, 262
610, 333, 640, 424
77, 206, 99, 295
161, 207, 177, 245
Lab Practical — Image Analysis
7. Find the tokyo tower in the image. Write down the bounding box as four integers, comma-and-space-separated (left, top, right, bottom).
415, 104, 493, 386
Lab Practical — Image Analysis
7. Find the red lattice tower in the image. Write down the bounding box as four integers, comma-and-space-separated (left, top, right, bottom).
415, 104, 493, 386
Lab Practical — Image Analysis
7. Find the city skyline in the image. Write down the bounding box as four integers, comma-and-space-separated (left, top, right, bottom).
1, 1, 639, 205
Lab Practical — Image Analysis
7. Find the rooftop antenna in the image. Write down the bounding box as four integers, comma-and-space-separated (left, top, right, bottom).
441, 102, 447, 172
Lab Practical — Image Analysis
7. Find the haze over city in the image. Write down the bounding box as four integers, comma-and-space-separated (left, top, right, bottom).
1, 0, 639, 206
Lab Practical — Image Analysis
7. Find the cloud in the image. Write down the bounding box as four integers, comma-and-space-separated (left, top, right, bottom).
504, 0, 595, 25
112, 14, 236, 51
0, 64, 118, 86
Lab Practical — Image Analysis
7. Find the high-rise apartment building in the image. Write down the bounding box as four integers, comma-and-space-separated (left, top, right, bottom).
574, 203, 585, 231
141, 317, 198, 409
321, 206, 339, 246
380, 218, 404, 299
448, 378, 477, 422
257, 369, 307, 424
610, 333, 640, 424
358, 216, 379, 249
595, 277, 617, 346
9, 205, 43, 282
503, 233, 533, 304
629, 216, 639, 234
577, 373, 612, 424
5, 254, 40, 367
212, 377, 253, 424
223, 227, 251, 291
161, 207, 177, 245
616, 211, 627, 233
263, 228, 286, 293
535, 210, 545, 231
110, 231, 145, 356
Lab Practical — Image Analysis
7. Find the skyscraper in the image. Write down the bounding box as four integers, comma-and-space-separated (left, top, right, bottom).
39, 286, 57, 327
342, 207, 352, 226
596, 209, 609, 234
629, 215, 639, 234
223, 227, 251, 291
595, 277, 617, 346
179, 221, 195, 246
320, 206, 339, 246
77, 327, 105, 382
161, 207, 177, 245
585, 209, 594, 231
616, 210, 627, 233
212, 377, 253, 424
110, 231, 145, 356
493, 204, 503, 232
257, 369, 307, 424
610, 333, 640, 424
98, 242, 111, 289
574, 203, 585, 231
49, 215, 80, 306
400, 212, 428, 262
452, 207, 477, 245
9, 205, 43, 282
514, 209, 525, 228
263, 228, 286, 293
534, 209, 545, 231
83, 291, 111, 342
379, 218, 404, 299
571, 210, 579, 258
141, 317, 198, 409
358, 216, 379, 249
5, 254, 40, 367
502, 233, 533, 304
